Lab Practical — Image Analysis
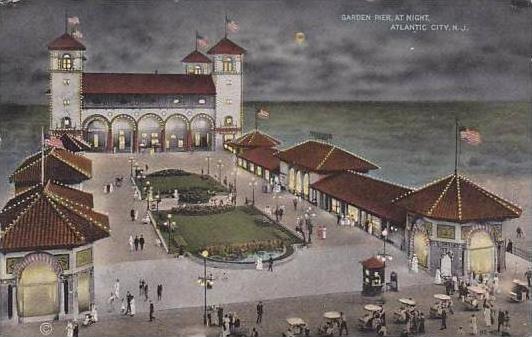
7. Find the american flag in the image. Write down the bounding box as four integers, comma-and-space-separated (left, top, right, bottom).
256, 107, 270, 120
44, 134, 64, 148
459, 127, 481, 145
67, 16, 80, 25
196, 32, 209, 49
226, 17, 239, 33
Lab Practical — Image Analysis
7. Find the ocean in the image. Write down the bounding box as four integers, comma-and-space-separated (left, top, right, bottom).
0, 101, 529, 237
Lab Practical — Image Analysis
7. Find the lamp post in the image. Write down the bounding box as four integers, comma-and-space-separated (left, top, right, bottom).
128, 156, 135, 178
155, 191, 161, 212
205, 156, 211, 175
231, 168, 238, 198
167, 214, 172, 232
216, 159, 223, 182
249, 178, 258, 206
201, 250, 209, 326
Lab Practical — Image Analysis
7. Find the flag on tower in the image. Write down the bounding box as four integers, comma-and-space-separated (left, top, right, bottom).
44, 134, 65, 149
459, 127, 481, 145
196, 32, 209, 49
67, 16, 80, 25
226, 16, 239, 33
72, 30, 83, 40
256, 107, 270, 120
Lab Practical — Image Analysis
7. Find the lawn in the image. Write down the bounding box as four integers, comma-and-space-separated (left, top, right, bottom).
153, 206, 300, 256
135, 169, 227, 203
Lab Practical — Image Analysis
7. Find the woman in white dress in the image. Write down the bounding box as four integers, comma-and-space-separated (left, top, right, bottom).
256, 257, 263, 271
129, 235, 134, 251
91, 304, 98, 322
411, 254, 419, 273
130, 297, 136, 316
434, 269, 442, 284
66, 321, 74, 337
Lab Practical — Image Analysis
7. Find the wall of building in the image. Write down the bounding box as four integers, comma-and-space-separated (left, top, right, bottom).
83, 94, 215, 109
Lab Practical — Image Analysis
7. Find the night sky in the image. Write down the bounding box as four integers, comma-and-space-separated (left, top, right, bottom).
0, 0, 530, 104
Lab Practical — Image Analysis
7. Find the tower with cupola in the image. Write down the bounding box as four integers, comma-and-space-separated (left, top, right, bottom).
48, 33, 86, 131
207, 37, 245, 149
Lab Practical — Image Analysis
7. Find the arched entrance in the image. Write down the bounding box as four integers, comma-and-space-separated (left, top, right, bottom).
84, 116, 109, 151
111, 115, 135, 153
413, 231, 429, 268
295, 171, 302, 196
165, 115, 188, 151
17, 262, 59, 318
138, 114, 163, 151
288, 168, 296, 191
191, 115, 213, 150
469, 231, 494, 275
302, 173, 310, 199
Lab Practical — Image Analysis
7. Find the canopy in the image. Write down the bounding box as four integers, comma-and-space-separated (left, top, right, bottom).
323, 311, 341, 319
364, 304, 382, 312
398, 298, 416, 306
433, 294, 451, 300
512, 279, 528, 287
286, 317, 306, 326
467, 286, 486, 294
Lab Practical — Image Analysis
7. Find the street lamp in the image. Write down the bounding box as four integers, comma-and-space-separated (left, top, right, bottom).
205, 156, 211, 175
249, 178, 258, 206
216, 159, 223, 182
155, 191, 161, 212
128, 156, 135, 178
201, 250, 209, 326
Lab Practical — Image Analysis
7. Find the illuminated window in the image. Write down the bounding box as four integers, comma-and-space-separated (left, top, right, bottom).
63, 79, 70, 85
61, 54, 73, 70
173, 97, 181, 104
198, 98, 206, 104
194, 65, 202, 75
225, 98, 232, 105
222, 57, 234, 72
224, 116, 233, 126
61, 117, 71, 128
63, 99, 71, 106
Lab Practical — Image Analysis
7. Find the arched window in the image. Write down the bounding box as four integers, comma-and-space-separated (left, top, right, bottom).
222, 57, 234, 72
194, 65, 202, 75
61, 54, 73, 70
224, 116, 233, 126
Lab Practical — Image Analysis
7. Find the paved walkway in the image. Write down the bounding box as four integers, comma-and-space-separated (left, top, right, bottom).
82, 152, 433, 316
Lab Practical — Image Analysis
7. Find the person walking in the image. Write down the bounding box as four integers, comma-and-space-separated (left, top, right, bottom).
293, 197, 298, 210
516, 226, 523, 238
144, 282, 149, 301
419, 313, 425, 334
130, 296, 136, 317
498, 309, 505, 332
114, 279, 120, 300
130, 209, 135, 221
217, 306, 224, 327
157, 284, 162, 301
525, 268, 532, 287
506, 239, 513, 253
470, 314, 478, 335
251, 327, 259, 337
66, 320, 74, 337
73, 320, 79, 337
256, 301, 263, 324
267, 256, 273, 272
134, 235, 139, 251
139, 279, 144, 296
129, 235, 134, 251
126, 291, 132, 315
139, 234, 145, 250
440, 309, 447, 330
483, 301, 491, 327
339, 312, 348, 336
149, 300, 155, 321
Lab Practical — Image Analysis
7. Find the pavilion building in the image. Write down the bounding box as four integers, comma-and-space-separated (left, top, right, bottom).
276, 140, 379, 201
393, 172, 522, 277
231, 130, 281, 185
311, 171, 411, 244
0, 181, 110, 323
9, 147, 91, 194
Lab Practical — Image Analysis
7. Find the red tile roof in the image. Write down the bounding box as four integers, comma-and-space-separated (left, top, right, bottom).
238, 147, 280, 172
207, 38, 246, 55
277, 140, 379, 174
230, 130, 281, 148
48, 33, 86, 50
182, 50, 212, 63
311, 171, 411, 224
82, 73, 216, 95
10, 147, 92, 189
0, 182, 109, 253
361, 256, 385, 269
393, 173, 522, 223
60, 133, 92, 152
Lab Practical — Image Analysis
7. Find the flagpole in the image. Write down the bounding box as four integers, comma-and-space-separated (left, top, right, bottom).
224, 14, 228, 38
195, 30, 198, 51
41, 126, 45, 185
64, 9, 68, 34
254, 110, 258, 130
454, 117, 459, 174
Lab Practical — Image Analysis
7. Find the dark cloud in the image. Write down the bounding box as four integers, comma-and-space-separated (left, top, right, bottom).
0, 0, 530, 104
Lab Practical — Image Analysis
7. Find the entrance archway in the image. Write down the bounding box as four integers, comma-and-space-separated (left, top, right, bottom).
138, 114, 163, 151
111, 116, 135, 152
165, 115, 188, 151
413, 231, 429, 268
84, 116, 109, 151
191, 115, 213, 150
18, 262, 59, 318
469, 231, 494, 275
288, 168, 296, 191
